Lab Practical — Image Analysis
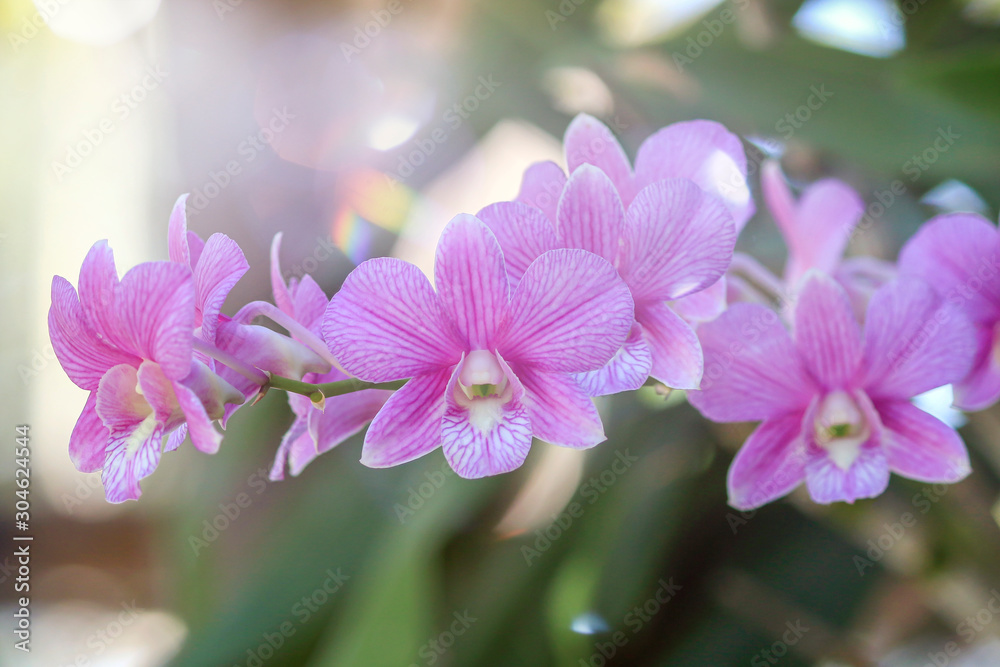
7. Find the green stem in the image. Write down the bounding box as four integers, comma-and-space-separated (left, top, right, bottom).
266, 374, 406, 398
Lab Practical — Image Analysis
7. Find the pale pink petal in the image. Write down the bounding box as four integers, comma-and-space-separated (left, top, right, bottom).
618, 179, 736, 302
167, 194, 192, 267
784, 179, 863, 285
269, 232, 295, 317
290, 275, 330, 333
434, 214, 510, 350
727, 412, 808, 510
793, 273, 863, 389
688, 303, 817, 422
187, 231, 205, 268
863, 279, 978, 401
360, 367, 452, 467
69, 392, 109, 473
637, 301, 703, 390
165, 423, 188, 453
314, 389, 391, 455
49, 276, 139, 390
173, 379, 223, 454
96, 364, 167, 504
515, 161, 566, 224
574, 324, 652, 396
634, 119, 754, 229
115, 261, 195, 380
760, 160, 796, 241
194, 233, 249, 344
564, 114, 634, 203
78, 241, 124, 349
670, 277, 727, 324
954, 332, 1000, 411
325, 258, 463, 382
498, 249, 633, 374
442, 355, 533, 478
477, 201, 561, 286
269, 415, 309, 481
215, 321, 328, 383
511, 361, 605, 449
878, 399, 970, 483
805, 447, 889, 505
557, 165, 626, 263
899, 213, 1000, 321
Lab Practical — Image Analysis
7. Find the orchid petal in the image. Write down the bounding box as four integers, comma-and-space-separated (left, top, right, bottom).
793, 273, 863, 389
477, 201, 561, 286
325, 258, 463, 382
78, 241, 123, 348
727, 412, 808, 510
165, 423, 188, 453
360, 367, 452, 467
557, 165, 626, 263
564, 114, 634, 203
499, 249, 633, 374
270, 415, 309, 481
69, 392, 109, 473
515, 160, 566, 224
670, 277, 727, 324
785, 179, 863, 285
269, 232, 295, 317
805, 446, 889, 505
574, 324, 652, 396
638, 301, 703, 390
512, 361, 605, 449
878, 399, 970, 483
194, 233, 249, 344
167, 194, 192, 267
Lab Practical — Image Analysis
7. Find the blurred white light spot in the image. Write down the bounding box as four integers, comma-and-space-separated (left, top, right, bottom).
704, 148, 751, 211
792, 0, 905, 58
913, 385, 967, 429
542, 67, 615, 117
571, 612, 610, 635
920, 179, 990, 215
37, 0, 162, 47
598, 0, 727, 46
745, 135, 785, 158
368, 115, 420, 151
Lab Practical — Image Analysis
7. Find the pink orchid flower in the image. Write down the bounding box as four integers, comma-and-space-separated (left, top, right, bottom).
49, 242, 244, 503
480, 170, 735, 396
734, 161, 895, 318
267, 233, 390, 480
516, 113, 753, 326
899, 212, 1000, 411
688, 273, 977, 509
323, 214, 634, 479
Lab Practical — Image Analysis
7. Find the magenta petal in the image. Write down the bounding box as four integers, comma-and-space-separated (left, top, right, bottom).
512, 362, 605, 449
671, 277, 727, 324
688, 303, 817, 422
49, 276, 139, 390
954, 339, 1000, 411
477, 201, 561, 286
899, 212, 1000, 321
167, 194, 192, 267
216, 321, 327, 381
793, 273, 863, 389
785, 179, 863, 285
325, 258, 463, 382
360, 367, 452, 467
69, 392, 109, 473
442, 355, 533, 478
805, 446, 889, 505
173, 379, 222, 454
564, 114, 634, 203
557, 165, 626, 263
638, 301, 703, 390
115, 261, 196, 380
194, 233, 249, 344
78, 241, 124, 348
434, 214, 510, 350
165, 423, 188, 453
269, 233, 295, 317
270, 415, 309, 481
314, 389, 391, 456
575, 324, 652, 396
878, 399, 970, 483
634, 119, 754, 229
727, 412, 808, 510
863, 279, 978, 401
291, 275, 330, 334
618, 179, 736, 302
499, 249, 633, 374
516, 160, 566, 224
761, 161, 796, 241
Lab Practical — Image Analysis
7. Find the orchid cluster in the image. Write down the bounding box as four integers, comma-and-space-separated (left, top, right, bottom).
50, 113, 998, 511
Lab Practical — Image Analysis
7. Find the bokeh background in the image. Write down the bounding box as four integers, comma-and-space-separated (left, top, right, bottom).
3, 0, 1000, 664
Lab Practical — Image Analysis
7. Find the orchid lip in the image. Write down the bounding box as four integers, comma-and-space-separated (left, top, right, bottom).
813, 390, 870, 472
458, 350, 509, 402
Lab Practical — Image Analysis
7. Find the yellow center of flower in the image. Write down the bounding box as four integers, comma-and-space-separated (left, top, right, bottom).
813, 390, 870, 471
